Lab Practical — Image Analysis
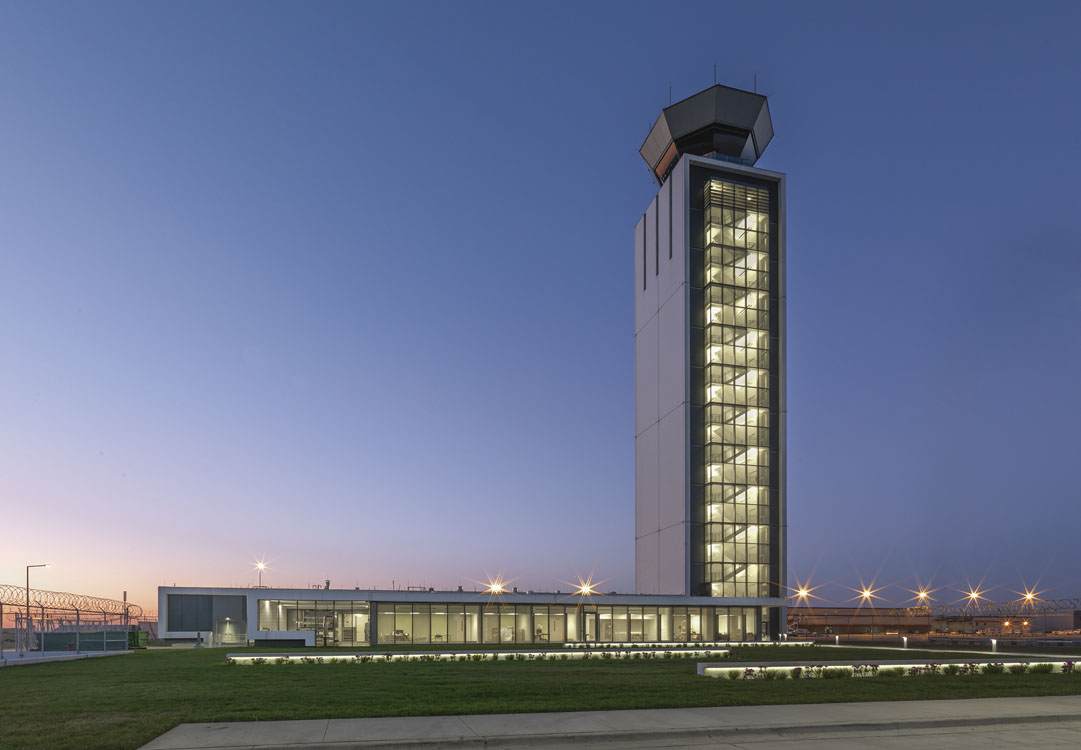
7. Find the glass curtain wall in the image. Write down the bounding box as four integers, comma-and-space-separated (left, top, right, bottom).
256, 600, 371, 645
702, 179, 772, 598
258, 600, 768, 644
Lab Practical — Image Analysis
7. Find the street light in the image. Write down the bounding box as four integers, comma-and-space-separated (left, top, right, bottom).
26, 563, 49, 652
252, 559, 269, 587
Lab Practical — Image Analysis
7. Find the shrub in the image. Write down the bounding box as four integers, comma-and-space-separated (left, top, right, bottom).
601, 652, 612, 660
226, 658, 237, 666
726, 670, 740, 680
943, 664, 960, 675
790, 667, 803, 680
1030, 663, 1054, 674
981, 663, 1005, 675
822, 667, 852, 679
1007, 664, 1029, 675
877, 667, 904, 677
252, 657, 267, 665
471, 654, 483, 661
924, 663, 940, 675
1064, 661, 1075, 674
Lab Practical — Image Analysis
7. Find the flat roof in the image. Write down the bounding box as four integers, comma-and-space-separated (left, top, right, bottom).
159, 586, 786, 608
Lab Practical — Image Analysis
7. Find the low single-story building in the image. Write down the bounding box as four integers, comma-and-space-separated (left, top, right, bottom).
158, 586, 786, 647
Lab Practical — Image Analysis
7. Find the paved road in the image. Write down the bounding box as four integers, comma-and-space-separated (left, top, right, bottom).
604, 722, 1081, 749
141, 695, 1081, 749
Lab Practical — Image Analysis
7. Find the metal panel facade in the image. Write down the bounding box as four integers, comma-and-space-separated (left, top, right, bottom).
635, 158, 689, 595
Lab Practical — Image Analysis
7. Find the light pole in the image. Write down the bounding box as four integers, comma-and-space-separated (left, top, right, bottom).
25, 563, 49, 652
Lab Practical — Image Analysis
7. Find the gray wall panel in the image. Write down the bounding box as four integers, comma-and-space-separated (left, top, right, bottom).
633, 216, 645, 333
635, 532, 659, 594
635, 422, 659, 535
657, 407, 687, 532
634, 314, 659, 437
167, 594, 212, 632
658, 523, 687, 594
212, 595, 247, 623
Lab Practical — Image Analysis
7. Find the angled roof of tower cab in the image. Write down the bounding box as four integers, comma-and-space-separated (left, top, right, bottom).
640, 84, 774, 184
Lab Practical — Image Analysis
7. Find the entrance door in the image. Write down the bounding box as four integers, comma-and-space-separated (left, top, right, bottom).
583, 611, 596, 642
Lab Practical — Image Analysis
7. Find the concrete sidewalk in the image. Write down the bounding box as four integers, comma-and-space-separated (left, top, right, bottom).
140, 695, 1081, 749
0, 650, 131, 667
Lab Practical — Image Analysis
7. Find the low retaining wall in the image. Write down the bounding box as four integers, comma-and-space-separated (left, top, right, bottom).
228, 646, 732, 664
698, 658, 1079, 679
0, 650, 132, 668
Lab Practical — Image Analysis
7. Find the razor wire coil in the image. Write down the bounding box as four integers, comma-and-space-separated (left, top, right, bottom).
0, 584, 143, 617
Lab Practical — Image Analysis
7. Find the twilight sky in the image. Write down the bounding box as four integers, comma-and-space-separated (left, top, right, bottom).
2, 1, 1079, 614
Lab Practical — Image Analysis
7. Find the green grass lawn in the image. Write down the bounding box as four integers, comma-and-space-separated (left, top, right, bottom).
3, 645, 1081, 750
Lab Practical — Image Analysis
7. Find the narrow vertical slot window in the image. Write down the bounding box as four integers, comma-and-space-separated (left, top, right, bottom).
668, 180, 673, 259
642, 214, 647, 290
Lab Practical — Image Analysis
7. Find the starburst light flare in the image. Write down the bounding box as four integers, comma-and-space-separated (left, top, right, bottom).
251, 558, 270, 586
844, 574, 886, 609
1010, 579, 1045, 610
901, 577, 942, 607
954, 573, 993, 611
785, 574, 825, 607
470, 570, 517, 604
559, 571, 608, 608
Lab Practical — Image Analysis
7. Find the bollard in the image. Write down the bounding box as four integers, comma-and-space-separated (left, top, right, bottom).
903, 636, 908, 649
835, 635, 840, 646
991, 638, 997, 653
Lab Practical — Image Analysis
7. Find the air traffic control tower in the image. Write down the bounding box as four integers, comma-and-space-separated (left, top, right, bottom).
634, 84, 786, 638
